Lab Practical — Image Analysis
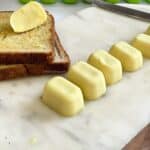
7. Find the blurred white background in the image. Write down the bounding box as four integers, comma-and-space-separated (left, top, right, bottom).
0, 0, 89, 21
0, 1, 149, 22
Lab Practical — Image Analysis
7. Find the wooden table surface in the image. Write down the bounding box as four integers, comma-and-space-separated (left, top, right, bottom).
123, 124, 150, 150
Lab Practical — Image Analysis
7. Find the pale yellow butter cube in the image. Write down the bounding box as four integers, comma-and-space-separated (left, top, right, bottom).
10, 1, 47, 33
88, 50, 122, 85
67, 61, 106, 100
110, 41, 143, 72
132, 34, 150, 58
42, 77, 84, 116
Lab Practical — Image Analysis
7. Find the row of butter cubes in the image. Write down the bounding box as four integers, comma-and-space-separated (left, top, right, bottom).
42, 29, 150, 117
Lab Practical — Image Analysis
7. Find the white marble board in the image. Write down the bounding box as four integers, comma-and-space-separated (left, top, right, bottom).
0, 2, 150, 150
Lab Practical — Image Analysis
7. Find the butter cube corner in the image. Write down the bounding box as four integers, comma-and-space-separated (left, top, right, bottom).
67, 61, 106, 100
132, 34, 150, 58
88, 50, 122, 85
110, 41, 143, 72
42, 76, 84, 116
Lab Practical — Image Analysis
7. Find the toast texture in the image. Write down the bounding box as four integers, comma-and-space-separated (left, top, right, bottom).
26, 32, 70, 75
0, 32, 70, 80
0, 11, 55, 64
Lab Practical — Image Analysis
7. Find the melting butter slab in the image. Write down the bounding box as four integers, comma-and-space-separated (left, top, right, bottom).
10, 1, 47, 33
67, 61, 106, 100
42, 77, 84, 116
88, 50, 122, 85
110, 41, 143, 72
132, 34, 150, 58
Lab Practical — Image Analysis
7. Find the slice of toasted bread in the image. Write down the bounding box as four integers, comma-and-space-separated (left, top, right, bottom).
0, 65, 27, 80
25, 32, 70, 75
0, 11, 55, 64
0, 32, 70, 80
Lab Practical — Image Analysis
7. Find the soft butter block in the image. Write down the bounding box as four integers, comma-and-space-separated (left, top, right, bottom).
67, 61, 106, 100
110, 41, 143, 72
10, 1, 47, 33
132, 34, 150, 58
88, 50, 122, 85
42, 77, 84, 116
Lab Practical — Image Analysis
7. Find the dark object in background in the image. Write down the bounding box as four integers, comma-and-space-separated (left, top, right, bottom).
123, 124, 150, 150
93, 0, 150, 22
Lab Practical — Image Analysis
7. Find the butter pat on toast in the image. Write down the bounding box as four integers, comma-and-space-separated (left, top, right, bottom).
10, 1, 47, 33
0, 32, 70, 80
0, 11, 54, 64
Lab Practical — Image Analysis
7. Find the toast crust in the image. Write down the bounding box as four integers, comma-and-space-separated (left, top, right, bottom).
0, 32, 70, 80
25, 32, 70, 75
0, 65, 27, 80
0, 52, 54, 64
0, 12, 55, 64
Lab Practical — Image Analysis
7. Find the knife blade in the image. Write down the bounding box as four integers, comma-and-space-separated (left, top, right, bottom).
93, 0, 150, 22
